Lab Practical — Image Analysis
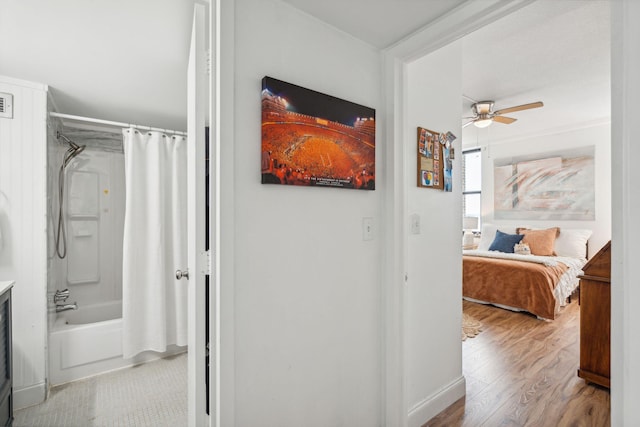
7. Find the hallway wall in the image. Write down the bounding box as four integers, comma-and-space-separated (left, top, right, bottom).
612, 0, 640, 424
231, 1, 383, 425
406, 41, 464, 426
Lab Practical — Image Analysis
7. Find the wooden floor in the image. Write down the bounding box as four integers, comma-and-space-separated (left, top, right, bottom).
425, 299, 610, 427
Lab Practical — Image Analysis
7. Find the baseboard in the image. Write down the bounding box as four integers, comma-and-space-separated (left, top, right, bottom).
13, 381, 47, 410
408, 375, 466, 427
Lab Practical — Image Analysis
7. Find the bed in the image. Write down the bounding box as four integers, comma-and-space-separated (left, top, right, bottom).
462, 225, 592, 320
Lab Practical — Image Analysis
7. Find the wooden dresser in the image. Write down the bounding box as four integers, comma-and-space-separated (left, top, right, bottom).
577, 241, 611, 388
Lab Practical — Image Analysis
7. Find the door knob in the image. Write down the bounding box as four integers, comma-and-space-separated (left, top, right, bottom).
176, 269, 190, 280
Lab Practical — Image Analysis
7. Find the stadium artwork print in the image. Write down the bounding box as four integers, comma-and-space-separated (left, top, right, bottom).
261, 76, 376, 190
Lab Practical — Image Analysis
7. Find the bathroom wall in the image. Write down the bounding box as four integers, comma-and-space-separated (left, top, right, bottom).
0, 75, 48, 408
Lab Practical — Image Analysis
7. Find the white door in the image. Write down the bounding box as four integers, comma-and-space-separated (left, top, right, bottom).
187, 3, 211, 426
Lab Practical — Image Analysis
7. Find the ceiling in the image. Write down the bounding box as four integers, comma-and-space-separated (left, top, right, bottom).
280, 0, 466, 49
460, 1, 610, 145
0, 1, 610, 140
0, 0, 201, 132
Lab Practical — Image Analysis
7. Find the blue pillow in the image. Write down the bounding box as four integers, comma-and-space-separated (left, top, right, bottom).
488, 230, 524, 253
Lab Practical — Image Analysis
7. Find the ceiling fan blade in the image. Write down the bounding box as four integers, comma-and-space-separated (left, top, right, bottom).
492, 116, 517, 124
494, 101, 543, 116
462, 120, 475, 128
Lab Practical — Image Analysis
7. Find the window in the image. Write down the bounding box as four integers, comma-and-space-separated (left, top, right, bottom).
462, 148, 481, 230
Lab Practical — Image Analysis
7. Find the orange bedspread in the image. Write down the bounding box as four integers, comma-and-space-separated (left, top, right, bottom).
462, 255, 569, 320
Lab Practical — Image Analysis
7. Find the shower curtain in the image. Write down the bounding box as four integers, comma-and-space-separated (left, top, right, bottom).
122, 128, 188, 359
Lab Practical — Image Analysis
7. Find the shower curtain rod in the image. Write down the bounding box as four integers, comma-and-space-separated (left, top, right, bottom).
49, 112, 188, 136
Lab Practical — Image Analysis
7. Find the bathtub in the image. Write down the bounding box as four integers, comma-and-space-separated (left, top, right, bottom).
49, 300, 185, 386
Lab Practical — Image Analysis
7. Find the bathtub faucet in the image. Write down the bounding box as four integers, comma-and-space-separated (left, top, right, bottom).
54, 289, 70, 303
56, 302, 78, 312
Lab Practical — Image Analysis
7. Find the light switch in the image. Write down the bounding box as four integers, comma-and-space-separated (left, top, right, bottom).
410, 214, 421, 235
363, 217, 374, 241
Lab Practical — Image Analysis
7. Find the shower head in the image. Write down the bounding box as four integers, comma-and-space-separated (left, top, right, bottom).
72, 144, 85, 156
63, 144, 85, 168
57, 131, 86, 168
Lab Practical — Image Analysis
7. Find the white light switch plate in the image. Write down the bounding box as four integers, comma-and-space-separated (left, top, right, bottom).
363, 217, 374, 241
410, 214, 421, 235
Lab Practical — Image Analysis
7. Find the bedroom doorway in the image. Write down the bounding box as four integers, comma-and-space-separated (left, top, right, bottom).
383, 0, 616, 425
455, 0, 612, 424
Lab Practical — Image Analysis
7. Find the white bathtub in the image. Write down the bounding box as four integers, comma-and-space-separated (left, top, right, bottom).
49, 300, 185, 386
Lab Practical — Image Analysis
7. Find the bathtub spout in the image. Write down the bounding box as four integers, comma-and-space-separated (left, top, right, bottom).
56, 302, 78, 312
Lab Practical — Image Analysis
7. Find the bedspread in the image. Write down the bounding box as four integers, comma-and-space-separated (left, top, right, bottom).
462, 254, 569, 320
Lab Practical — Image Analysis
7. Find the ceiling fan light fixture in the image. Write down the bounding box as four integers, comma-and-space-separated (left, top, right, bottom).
474, 118, 493, 128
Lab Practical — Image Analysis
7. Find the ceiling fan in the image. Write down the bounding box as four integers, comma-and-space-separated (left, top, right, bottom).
463, 100, 544, 128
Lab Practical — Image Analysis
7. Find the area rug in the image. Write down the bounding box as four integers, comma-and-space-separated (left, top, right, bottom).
462, 313, 482, 341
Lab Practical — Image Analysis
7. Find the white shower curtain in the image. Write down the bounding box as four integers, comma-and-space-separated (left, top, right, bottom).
122, 128, 188, 359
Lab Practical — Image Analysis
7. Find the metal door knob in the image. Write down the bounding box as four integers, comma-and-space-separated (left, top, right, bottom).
176, 269, 190, 280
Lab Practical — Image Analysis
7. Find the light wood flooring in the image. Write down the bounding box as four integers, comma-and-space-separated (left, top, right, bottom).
426, 299, 610, 426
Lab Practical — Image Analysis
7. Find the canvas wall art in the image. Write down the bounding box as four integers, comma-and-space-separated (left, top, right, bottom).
261, 76, 376, 190
493, 146, 595, 220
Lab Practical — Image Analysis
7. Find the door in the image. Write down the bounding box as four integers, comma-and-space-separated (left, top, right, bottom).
187, 3, 211, 426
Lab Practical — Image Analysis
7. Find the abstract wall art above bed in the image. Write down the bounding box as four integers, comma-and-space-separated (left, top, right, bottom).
493, 146, 595, 220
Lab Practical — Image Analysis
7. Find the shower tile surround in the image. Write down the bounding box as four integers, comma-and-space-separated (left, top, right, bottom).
47, 125, 125, 310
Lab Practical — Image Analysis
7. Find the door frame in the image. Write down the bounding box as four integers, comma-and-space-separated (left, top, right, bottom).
381, 1, 538, 425
611, 1, 640, 424
188, 1, 237, 425
212, 0, 236, 426
187, 3, 208, 425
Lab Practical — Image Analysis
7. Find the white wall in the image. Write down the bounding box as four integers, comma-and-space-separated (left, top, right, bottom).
405, 42, 464, 426
232, 1, 383, 425
469, 123, 611, 256
0, 75, 48, 408
612, 1, 640, 425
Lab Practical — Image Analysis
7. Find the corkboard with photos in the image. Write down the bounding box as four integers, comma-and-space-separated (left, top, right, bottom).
417, 126, 444, 190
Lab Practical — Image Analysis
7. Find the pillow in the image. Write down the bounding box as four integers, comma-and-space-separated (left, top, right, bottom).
514, 242, 531, 255
488, 230, 524, 253
554, 229, 592, 259
478, 224, 517, 251
517, 227, 560, 256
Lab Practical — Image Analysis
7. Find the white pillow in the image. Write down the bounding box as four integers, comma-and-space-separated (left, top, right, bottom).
478, 223, 517, 251
554, 229, 592, 259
